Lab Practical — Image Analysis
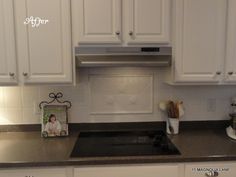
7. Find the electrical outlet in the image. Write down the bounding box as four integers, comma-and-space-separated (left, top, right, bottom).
207, 98, 216, 112
34, 101, 41, 115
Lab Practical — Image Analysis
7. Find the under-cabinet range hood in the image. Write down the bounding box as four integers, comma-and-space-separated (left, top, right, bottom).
75, 46, 172, 67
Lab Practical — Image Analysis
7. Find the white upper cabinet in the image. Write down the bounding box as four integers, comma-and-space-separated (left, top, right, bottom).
174, 0, 227, 82
0, 0, 17, 84
225, 0, 236, 83
14, 0, 73, 84
72, 0, 122, 44
72, 0, 171, 45
124, 0, 170, 44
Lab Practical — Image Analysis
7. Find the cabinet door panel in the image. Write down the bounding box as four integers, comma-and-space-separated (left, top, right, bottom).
225, 0, 236, 82
0, 168, 66, 177
0, 0, 17, 84
75, 165, 179, 177
174, 0, 226, 82
185, 163, 236, 177
73, 0, 122, 44
15, 0, 72, 84
125, 0, 170, 44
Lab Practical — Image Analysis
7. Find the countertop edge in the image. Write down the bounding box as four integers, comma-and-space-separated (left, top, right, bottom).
1, 156, 236, 169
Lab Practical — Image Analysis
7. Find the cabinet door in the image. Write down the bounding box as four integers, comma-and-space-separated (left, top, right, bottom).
14, 0, 72, 84
174, 0, 226, 82
75, 165, 180, 177
72, 0, 122, 45
0, 0, 17, 84
185, 162, 236, 177
225, 0, 236, 83
124, 0, 170, 44
0, 168, 67, 177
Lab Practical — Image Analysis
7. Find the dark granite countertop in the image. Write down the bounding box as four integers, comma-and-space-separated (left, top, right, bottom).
0, 128, 236, 168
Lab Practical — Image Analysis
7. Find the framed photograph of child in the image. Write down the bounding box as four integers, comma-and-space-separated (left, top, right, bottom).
41, 105, 69, 138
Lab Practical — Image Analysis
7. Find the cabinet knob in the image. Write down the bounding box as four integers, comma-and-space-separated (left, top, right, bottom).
228, 71, 234, 75
115, 31, 120, 36
205, 171, 219, 177
129, 31, 133, 36
23, 72, 28, 77
9, 72, 15, 77
216, 71, 221, 75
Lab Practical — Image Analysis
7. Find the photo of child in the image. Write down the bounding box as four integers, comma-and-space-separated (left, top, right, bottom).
44, 114, 62, 136
41, 105, 68, 138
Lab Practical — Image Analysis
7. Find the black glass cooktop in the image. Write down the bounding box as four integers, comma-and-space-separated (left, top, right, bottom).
71, 130, 180, 157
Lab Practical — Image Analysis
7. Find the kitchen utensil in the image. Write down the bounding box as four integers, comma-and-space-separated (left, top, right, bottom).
178, 102, 184, 118
166, 101, 171, 117
160, 100, 184, 118
159, 101, 168, 111
174, 102, 179, 118
169, 101, 176, 118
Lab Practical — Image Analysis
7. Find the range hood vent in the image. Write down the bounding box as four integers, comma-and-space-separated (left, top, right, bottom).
75, 46, 171, 67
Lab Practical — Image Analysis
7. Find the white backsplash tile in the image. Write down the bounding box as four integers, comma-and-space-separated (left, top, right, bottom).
0, 68, 235, 124
89, 75, 153, 114
4, 108, 23, 124
3, 87, 22, 108
0, 88, 4, 108
0, 108, 7, 124
62, 83, 89, 106
22, 107, 40, 124
69, 105, 90, 123
21, 87, 40, 108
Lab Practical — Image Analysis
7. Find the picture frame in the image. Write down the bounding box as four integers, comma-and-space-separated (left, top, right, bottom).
41, 105, 69, 138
